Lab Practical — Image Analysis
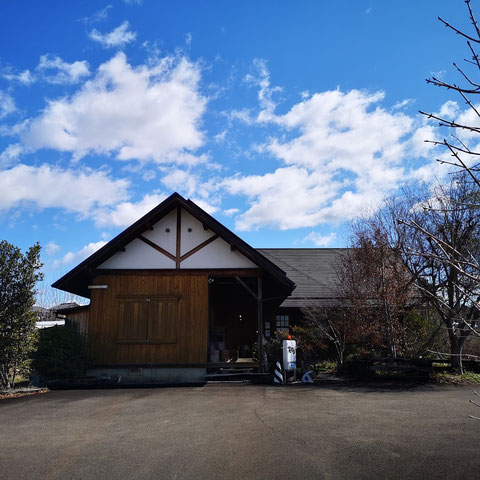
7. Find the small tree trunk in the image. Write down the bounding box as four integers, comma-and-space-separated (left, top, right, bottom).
450, 352, 463, 374
0, 369, 11, 390
11, 365, 17, 390
450, 336, 467, 374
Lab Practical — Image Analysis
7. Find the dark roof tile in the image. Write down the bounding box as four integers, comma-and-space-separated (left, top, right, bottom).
257, 248, 347, 307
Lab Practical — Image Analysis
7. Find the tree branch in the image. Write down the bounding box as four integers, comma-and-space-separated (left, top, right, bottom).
438, 15, 480, 44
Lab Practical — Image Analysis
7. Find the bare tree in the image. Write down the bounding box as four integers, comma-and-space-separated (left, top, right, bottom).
420, 0, 480, 190
36, 280, 86, 309
300, 303, 352, 370
393, 0, 480, 372
301, 233, 418, 368
358, 178, 480, 373
343, 228, 420, 358
401, 179, 480, 372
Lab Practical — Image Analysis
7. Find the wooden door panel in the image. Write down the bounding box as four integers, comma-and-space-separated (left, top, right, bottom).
148, 300, 179, 344
117, 301, 148, 343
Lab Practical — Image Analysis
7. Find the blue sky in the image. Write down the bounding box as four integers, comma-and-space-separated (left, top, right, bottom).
0, 0, 474, 299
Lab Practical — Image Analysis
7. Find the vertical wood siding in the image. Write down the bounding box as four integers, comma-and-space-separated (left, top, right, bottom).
66, 309, 89, 336
88, 273, 209, 365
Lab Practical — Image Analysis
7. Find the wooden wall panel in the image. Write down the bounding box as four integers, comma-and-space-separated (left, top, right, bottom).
65, 310, 89, 336
87, 273, 209, 365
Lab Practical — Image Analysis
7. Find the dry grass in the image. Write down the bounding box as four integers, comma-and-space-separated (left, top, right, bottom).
0, 389, 48, 400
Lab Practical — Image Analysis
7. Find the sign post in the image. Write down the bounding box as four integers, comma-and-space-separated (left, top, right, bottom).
282, 339, 296, 382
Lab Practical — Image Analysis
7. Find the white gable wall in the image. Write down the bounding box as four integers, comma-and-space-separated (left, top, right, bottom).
180, 209, 215, 256
98, 207, 257, 270
142, 208, 177, 256
181, 237, 257, 269
99, 238, 176, 269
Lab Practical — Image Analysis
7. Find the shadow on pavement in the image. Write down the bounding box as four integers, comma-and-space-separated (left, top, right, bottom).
279, 374, 448, 393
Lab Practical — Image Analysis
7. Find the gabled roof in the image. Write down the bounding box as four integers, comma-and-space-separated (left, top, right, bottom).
258, 248, 347, 307
53, 193, 295, 298
51, 302, 81, 311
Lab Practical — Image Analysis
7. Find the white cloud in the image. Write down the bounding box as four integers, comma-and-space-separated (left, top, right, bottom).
0, 143, 24, 168
79, 5, 112, 24
225, 166, 342, 230
213, 130, 227, 143
162, 169, 200, 197
303, 232, 336, 247
408, 124, 437, 158
18, 52, 207, 164
161, 168, 220, 213
430, 70, 446, 80
223, 208, 239, 216
265, 89, 412, 170
3, 69, 34, 85
450, 102, 480, 144
245, 58, 282, 123
392, 98, 414, 110
0, 90, 16, 118
437, 100, 459, 120
225, 87, 419, 230
93, 192, 167, 228
189, 198, 218, 214
4, 57, 90, 87
0, 164, 130, 215
224, 108, 255, 125
53, 241, 107, 268
45, 241, 61, 256
37, 54, 90, 84
92, 168, 219, 228
89, 21, 137, 48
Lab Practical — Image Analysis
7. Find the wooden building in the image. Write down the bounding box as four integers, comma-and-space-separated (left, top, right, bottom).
53, 193, 295, 383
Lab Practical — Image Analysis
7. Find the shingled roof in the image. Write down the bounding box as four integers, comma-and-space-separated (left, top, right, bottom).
257, 248, 348, 308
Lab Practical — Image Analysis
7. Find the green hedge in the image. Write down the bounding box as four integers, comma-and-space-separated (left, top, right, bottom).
32, 325, 88, 383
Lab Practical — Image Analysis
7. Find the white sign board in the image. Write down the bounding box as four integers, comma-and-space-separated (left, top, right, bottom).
282, 339, 296, 371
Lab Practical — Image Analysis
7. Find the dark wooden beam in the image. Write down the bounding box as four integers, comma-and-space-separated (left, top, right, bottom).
208, 269, 260, 277
257, 276, 264, 373
94, 268, 261, 277
176, 208, 181, 269
180, 234, 219, 262
234, 276, 258, 300
138, 235, 176, 262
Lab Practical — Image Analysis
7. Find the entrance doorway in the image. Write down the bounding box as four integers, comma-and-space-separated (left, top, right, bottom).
207, 276, 259, 370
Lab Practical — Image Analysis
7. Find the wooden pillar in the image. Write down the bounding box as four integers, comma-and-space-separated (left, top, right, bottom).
175, 207, 181, 269
257, 275, 264, 373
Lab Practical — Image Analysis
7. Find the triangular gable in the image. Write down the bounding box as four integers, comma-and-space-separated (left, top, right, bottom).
98, 207, 257, 270
52, 193, 294, 298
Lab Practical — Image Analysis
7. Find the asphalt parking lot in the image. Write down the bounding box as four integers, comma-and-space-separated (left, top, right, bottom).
0, 381, 478, 480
